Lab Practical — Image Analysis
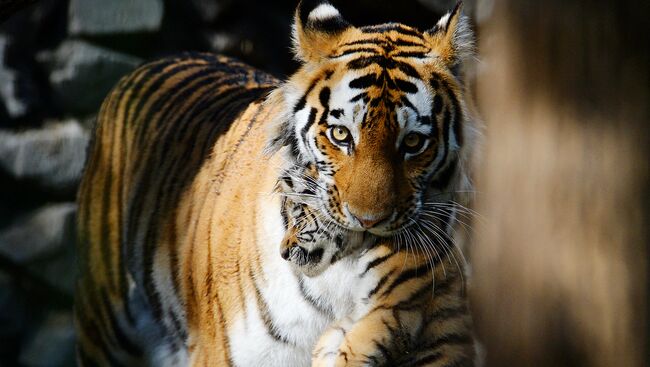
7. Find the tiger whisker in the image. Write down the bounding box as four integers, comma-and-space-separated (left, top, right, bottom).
417, 217, 467, 284
411, 222, 441, 292
419, 209, 474, 235
411, 217, 448, 278
420, 202, 484, 225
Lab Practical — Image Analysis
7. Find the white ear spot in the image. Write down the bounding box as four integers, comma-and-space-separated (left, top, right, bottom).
308, 3, 340, 21
436, 12, 451, 30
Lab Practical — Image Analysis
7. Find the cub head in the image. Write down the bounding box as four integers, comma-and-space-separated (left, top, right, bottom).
268, 1, 476, 253
279, 197, 364, 276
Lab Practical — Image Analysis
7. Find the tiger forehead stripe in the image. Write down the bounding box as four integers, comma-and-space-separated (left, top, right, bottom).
333, 38, 429, 58
360, 23, 423, 38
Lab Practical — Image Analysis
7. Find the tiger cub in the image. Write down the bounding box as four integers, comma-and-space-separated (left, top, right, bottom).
277, 163, 366, 276
75, 0, 478, 366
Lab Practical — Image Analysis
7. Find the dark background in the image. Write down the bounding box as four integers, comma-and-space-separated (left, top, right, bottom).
0, 0, 476, 365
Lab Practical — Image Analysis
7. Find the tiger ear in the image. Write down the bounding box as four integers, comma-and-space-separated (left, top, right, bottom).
292, 0, 351, 63
425, 2, 474, 68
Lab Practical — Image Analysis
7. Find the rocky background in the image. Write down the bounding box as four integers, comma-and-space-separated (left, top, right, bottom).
0, 0, 478, 365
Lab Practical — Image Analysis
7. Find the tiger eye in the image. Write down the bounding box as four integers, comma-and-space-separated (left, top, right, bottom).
404, 133, 421, 148
331, 126, 352, 145
402, 132, 427, 155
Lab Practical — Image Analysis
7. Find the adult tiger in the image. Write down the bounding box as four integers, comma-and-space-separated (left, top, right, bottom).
75, 1, 478, 366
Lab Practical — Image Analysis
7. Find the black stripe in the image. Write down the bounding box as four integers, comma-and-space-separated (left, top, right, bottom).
395, 78, 418, 94
140, 73, 248, 145
432, 274, 454, 296
347, 55, 394, 70
362, 252, 395, 275
114, 62, 156, 327
430, 305, 468, 322
301, 107, 318, 143
79, 295, 131, 366
341, 38, 385, 47
397, 62, 421, 79
368, 270, 395, 298
127, 70, 223, 262
350, 92, 368, 103
431, 94, 443, 116
297, 276, 334, 317
99, 103, 116, 291
100, 290, 142, 356
374, 340, 393, 362
136, 64, 272, 331
431, 108, 451, 174
212, 288, 235, 366
251, 269, 293, 345
131, 63, 211, 142
393, 51, 428, 58
294, 76, 321, 112
394, 281, 433, 310
319, 86, 331, 108
380, 263, 431, 298
441, 79, 464, 146
408, 352, 444, 367
424, 333, 473, 349
431, 158, 458, 190
361, 23, 422, 38
121, 58, 185, 127
333, 47, 380, 57
330, 108, 344, 118
349, 74, 380, 89
139, 74, 232, 325
393, 39, 427, 47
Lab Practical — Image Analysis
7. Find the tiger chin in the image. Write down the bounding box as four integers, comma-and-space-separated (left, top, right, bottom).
75, 0, 479, 366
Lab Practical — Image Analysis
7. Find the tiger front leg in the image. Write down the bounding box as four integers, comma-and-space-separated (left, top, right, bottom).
312, 308, 420, 367
313, 248, 475, 367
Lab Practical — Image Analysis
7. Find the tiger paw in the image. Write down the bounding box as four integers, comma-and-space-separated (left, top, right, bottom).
312, 317, 378, 367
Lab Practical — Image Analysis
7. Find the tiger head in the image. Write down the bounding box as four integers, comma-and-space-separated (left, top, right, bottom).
268, 0, 476, 266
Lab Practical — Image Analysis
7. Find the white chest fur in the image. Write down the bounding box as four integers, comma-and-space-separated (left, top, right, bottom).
226, 197, 380, 367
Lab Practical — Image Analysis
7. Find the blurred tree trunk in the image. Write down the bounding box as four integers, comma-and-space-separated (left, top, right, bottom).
471, 0, 649, 366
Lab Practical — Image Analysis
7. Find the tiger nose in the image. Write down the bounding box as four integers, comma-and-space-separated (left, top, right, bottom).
351, 212, 390, 229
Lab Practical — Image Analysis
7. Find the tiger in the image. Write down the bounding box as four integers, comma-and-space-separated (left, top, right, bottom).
74, 0, 478, 366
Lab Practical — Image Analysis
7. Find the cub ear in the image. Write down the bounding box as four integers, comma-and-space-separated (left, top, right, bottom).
292, 0, 351, 63
425, 2, 475, 68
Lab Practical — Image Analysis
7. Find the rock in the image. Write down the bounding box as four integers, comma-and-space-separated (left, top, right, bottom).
68, 0, 164, 35
0, 203, 76, 264
19, 311, 76, 367
0, 34, 38, 119
80, 114, 97, 130
0, 120, 89, 192
27, 244, 77, 295
38, 40, 141, 115
189, 0, 229, 23
205, 31, 237, 53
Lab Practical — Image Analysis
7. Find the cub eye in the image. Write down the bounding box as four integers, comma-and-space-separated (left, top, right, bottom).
329, 126, 353, 146
402, 132, 427, 155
